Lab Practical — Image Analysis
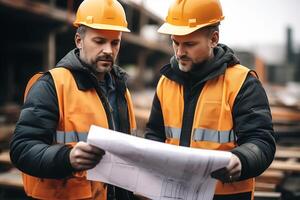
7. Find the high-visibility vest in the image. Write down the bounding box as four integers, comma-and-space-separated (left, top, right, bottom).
22, 68, 136, 200
156, 65, 255, 199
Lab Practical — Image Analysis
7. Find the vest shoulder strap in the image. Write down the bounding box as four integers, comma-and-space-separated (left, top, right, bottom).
24, 72, 44, 102
156, 75, 182, 100
49, 67, 73, 84
24, 68, 72, 103
224, 64, 252, 107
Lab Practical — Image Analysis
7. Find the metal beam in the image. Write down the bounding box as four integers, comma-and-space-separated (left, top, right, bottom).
123, 33, 172, 55
120, 0, 163, 23
0, 0, 75, 23
46, 31, 56, 70
0, 0, 172, 55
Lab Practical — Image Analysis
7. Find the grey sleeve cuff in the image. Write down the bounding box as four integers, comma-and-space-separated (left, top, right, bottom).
231, 142, 274, 180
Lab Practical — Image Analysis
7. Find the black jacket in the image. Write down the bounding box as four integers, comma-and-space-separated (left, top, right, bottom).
145, 44, 276, 182
10, 49, 134, 199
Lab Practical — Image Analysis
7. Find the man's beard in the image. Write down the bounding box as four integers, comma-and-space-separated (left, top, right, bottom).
90, 54, 114, 74
178, 63, 193, 72
177, 55, 193, 72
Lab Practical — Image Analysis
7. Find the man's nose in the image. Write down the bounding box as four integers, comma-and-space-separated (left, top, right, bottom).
176, 44, 186, 57
103, 43, 113, 54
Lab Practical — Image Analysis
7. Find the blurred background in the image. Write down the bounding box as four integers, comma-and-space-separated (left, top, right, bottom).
0, 0, 300, 199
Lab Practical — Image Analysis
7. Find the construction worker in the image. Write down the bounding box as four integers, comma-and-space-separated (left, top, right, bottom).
10, 0, 137, 199
145, 0, 275, 199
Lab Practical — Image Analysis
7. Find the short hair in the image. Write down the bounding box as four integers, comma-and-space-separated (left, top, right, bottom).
76, 25, 87, 38
199, 23, 220, 37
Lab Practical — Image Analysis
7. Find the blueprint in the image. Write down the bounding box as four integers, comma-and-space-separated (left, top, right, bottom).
87, 125, 232, 200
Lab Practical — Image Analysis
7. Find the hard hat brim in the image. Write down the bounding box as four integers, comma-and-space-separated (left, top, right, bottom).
74, 22, 130, 32
158, 22, 217, 36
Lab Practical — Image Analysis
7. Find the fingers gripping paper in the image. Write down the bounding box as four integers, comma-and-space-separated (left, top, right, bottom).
87, 125, 231, 200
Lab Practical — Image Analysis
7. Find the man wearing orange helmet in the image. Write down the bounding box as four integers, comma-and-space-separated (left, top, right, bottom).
10, 0, 137, 199
145, 0, 275, 199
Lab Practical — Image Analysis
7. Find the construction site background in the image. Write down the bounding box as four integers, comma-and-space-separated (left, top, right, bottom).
0, 0, 300, 199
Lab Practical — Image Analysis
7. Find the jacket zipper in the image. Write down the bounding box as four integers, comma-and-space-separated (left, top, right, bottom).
95, 87, 116, 131
95, 85, 117, 200
179, 85, 193, 147
179, 83, 204, 147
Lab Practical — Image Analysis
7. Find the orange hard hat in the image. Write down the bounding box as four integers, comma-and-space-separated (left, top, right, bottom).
74, 0, 130, 32
158, 0, 224, 35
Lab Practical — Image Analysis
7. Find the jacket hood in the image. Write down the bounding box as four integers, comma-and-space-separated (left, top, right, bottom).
56, 48, 128, 82
56, 48, 85, 71
161, 44, 240, 86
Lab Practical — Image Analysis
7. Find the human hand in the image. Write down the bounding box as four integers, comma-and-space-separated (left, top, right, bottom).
210, 154, 241, 183
69, 141, 105, 171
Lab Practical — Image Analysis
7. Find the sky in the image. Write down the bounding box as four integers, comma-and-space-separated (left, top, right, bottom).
134, 0, 300, 51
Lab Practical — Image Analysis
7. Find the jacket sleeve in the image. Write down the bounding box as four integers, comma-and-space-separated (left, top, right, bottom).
10, 73, 74, 178
144, 93, 166, 142
231, 74, 276, 180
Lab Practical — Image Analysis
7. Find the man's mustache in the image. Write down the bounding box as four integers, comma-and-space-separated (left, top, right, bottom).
177, 56, 191, 61
96, 55, 113, 62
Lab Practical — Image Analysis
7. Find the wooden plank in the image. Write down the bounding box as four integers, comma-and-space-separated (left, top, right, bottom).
260, 170, 284, 178
256, 170, 284, 184
254, 191, 281, 199
269, 160, 300, 172
277, 146, 300, 152
0, 169, 23, 189
0, 124, 15, 141
255, 182, 276, 192
271, 106, 300, 121
0, 151, 10, 164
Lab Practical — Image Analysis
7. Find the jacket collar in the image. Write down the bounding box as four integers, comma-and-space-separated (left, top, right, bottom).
160, 44, 239, 87
69, 66, 127, 93
55, 48, 128, 91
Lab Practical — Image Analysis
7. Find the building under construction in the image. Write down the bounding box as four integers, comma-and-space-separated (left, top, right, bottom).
0, 0, 300, 200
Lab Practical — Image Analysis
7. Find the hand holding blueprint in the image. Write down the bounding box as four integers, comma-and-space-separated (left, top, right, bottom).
87, 125, 232, 200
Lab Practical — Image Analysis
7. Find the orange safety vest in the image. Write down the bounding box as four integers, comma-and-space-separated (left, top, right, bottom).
22, 68, 136, 200
156, 65, 255, 199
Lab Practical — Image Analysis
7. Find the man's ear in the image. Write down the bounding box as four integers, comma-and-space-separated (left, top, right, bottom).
210, 31, 219, 48
75, 33, 82, 49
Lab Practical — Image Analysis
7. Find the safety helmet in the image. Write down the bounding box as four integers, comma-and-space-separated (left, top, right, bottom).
74, 0, 130, 32
158, 0, 224, 35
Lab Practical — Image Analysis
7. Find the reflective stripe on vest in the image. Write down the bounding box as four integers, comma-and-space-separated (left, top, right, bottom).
157, 65, 255, 198
56, 129, 137, 143
165, 126, 181, 139
56, 131, 88, 143
165, 127, 235, 143
193, 128, 235, 143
